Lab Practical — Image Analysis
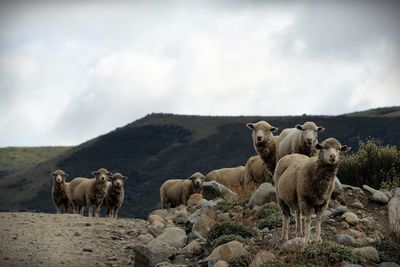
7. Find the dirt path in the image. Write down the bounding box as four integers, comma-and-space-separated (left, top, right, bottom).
0, 212, 148, 267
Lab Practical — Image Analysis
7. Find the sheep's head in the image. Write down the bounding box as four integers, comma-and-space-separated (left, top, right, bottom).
296, 121, 325, 147
246, 121, 278, 144
316, 138, 350, 165
110, 173, 127, 188
50, 169, 68, 184
92, 168, 112, 183
189, 172, 205, 189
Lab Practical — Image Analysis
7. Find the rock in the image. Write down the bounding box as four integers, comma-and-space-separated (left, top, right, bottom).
186, 204, 217, 237
202, 181, 238, 201
148, 214, 166, 237
186, 231, 206, 243
107, 256, 118, 261
384, 191, 393, 199
323, 209, 332, 218
205, 241, 247, 265
341, 263, 363, 267
213, 261, 229, 267
337, 234, 359, 246
392, 188, 400, 197
249, 250, 276, 267
187, 193, 203, 207
380, 263, 400, 267
341, 212, 359, 225
183, 240, 203, 256
332, 176, 343, 198
248, 182, 277, 207
148, 227, 186, 249
388, 188, 400, 238
192, 214, 216, 238
83, 245, 93, 252
330, 206, 349, 217
344, 229, 366, 239
132, 244, 177, 267
353, 247, 379, 263
137, 233, 154, 244
74, 232, 81, 237
363, 185, 389, 204
341, 222, 350, 229
282, 237, 306, 254
349, 201, 364, 209
342, 184, 364, 194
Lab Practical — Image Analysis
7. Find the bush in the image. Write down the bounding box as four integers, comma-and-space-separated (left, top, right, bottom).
257, 202, 294, 229
338, 139, 400, 188
374, 240, 400, 263
229, 253, 253, 267
261, 263, 317, 267
207, 222, 255, 242
216, 200, 236, 212
295, 241, 362, 266
231, 182, 258, 202
210, 234, 245, 249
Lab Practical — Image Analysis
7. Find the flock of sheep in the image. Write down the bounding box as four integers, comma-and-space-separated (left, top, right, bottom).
159, 120, 350, 243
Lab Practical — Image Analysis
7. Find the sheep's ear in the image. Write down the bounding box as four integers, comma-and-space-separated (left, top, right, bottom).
315, 143, 323, 150
270, 127, 278, 133
50, 171, 55, 177
246, 123, 254, 129
188, 175, 195, 180
64, 173, 69, 177
340, 145, 351, 152
317, 126, 325, 132
108, 172, 114, 177
91, 171, 97, 177
296, 124, 303, 130
123, 176, 128, 180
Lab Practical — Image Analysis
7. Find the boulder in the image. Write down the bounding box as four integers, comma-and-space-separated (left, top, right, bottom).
187, 193, 203, 207
349, 201, 364, 209
332, 176, 344, 198
192, 214, 216, 238
363, 185, 389, 204
213, 261, 229, 267
205, 241, 247, 265
183, 240, 203, 256
330, 205, 349, 217
388, 188, 400, 238
148, 227, 186, 249
202, 181, 238, 201
248, 183, 276, 207
137, 233, 154, 244
353, 247, 379, 263
337, 234, 359, 246
282, 237, 306, 254
249, 250, 276, 267
132, 243, 177, 267
341, 212, 359, 225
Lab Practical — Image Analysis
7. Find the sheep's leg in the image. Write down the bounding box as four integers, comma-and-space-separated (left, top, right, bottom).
95, 205, 101, 218
303, 209, 312, 243
88, 206, 93, 217
79, 206, 84, 216
56, 205, 61, 214
114, 208, 119, 219
278, 198, 291, 240
296, 209, 303, 237
106, 208, 112, 218
314, 203, 327, 242
64, 203, 69, 213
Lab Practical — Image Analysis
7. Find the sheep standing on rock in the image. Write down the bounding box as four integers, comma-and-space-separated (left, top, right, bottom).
50, 170, 70, 214
276, 121, 325, 162
160, 172, 205, 209
70, 168, 112, 217
246, 121, 279, 179
274, 138, 350, 243
104, 173, 127, 219
244, 155, 271, 184
205, 166, 245, 189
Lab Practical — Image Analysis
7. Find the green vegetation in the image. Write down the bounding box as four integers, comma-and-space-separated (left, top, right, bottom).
257, 202, 294, 229
207, 222, 255, 242
229, 253, 253, 267
216, 200, 237, 212
210, 234, 245, 249
0, 146, 72, 178
374, 240, 400, 264
338, 139, 400, 189
261, 263, 318, 267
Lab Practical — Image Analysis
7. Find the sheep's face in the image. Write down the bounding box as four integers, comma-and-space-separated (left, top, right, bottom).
111, 173, 127, 188
189, 172, 205, 189
51, 170, 68, 184
296, 121, 325, 147
92, 168, 112, 183
247, 121, 278, 144
316, 138, 350, 165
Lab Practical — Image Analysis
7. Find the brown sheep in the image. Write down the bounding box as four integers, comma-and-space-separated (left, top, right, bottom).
205, 166, 245, 189
68, 177, 89, 215
104, 173, 127, 219
274, 138, 350, 243
71, 168, 112, 217
244, 155, 271, 185
160, 172, 205, 209
246, 121, 278, 178
50, 170, 70, 214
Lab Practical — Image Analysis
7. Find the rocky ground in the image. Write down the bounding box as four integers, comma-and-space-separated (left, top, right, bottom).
0, 180, 399, 267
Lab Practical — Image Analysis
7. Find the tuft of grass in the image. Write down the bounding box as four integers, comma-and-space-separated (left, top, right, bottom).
230, 182, 258, 202
257, 202, 294, 229
374, 240, 400, 264
295, 241, 362, 266
207, 222, 255, 242
229, 253, 253, 267
210, 234, 245, 249
261, 263, 318, 267
216, 200, 237, 212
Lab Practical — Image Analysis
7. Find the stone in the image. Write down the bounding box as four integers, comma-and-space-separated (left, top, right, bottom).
249, 250, 276, 267
349, 201, 364, 209
380, 263, 400, 267
83, 245, 93, 252
337, 234, 359, 246
205, 241, 247, 265
282, 237, 306, 254
388, 189, 400, 238
74, 232, 81, 237
344, 229, 366, 239
332, 176, 344, 198
363, 185, 389, 204
148, 214, 166, 237
359, 217, 370, 225
213, 261, 229, 267
183, 240, 203, 256
330, 206, 349, 217
148, 227, 186, 249
342, 184, 364, 194
187, 193, 203, 206
384, 191, 393, 199
248, 182, 276, 207
202, 181, 238, 201
341, 212, 359, 225
137, 233, 154, 244
353, 247, 379, 263
341, 263, 363, 267
192, 214, 216, 238
132, 244, 177, 267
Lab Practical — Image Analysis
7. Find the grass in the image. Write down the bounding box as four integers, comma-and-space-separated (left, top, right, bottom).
207, 222, 255, 242
373, 240, 400, 264
210, 234, 245, 249
229, 253, 253, 267
257, 202, 295, 229
230, 182, 259, 202
216, 200, 237, 212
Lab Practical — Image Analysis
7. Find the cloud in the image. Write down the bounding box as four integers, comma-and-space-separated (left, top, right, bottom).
0, 1, 399, 146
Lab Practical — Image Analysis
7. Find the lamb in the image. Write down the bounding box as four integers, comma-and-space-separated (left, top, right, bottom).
70, 168, 112, 217
50, 169, 70, 214
244, 155, 271, 184
104, 173, 127, 219
274, 138, 350, 243
276, 121, 325, 162
160, 172, 205, 209
246, 121, 279, 177
205, 166, 245, 189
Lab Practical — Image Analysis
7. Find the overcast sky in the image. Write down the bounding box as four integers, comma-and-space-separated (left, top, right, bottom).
0, 1, 399, 147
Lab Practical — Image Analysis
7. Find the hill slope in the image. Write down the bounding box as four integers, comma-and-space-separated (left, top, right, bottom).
0, 113, 400, 218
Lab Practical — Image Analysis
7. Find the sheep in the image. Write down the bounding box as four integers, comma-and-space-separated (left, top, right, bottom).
50, 169, 70, 214
205, 166, 245, 189
274, 138, 351, 243
160, 172, 205, 209
104, 173, 127, 219
71, 168, 112, 217
244, 155, 271, 184
246, 121, 279, 177
68, 177, 89, 215
276, 121, 325, 161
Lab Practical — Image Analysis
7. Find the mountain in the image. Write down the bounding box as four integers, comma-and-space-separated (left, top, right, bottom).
0, 111, 399, 218
342, 106, 400, 117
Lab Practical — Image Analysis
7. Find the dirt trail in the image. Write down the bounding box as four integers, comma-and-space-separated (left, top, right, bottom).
0, 212, 148, 267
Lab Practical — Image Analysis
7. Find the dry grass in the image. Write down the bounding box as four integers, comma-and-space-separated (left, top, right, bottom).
230, 182, 259, 202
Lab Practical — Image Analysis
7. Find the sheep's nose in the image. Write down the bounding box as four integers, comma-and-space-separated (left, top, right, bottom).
307, 138, 312, 143
330, 154, 336, 160
257, 136, 262, 141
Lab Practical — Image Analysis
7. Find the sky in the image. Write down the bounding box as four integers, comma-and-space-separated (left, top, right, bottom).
0, 1, 399, 147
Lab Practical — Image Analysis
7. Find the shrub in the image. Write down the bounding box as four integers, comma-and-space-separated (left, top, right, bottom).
338, 139, 400, 188
207, 222, 255, 242
295, 241, 362, 266
374, 240, 400, 263
216, 200, 236, 212
229, 253, 253, 267
210, 234, 245, 249
257, 202, 294, 229
231, 182, 258, 202
261, 263, 317, 267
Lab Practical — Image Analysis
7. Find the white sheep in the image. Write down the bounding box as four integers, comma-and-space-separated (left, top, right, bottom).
205, 166, 245, 189
244, 155, 271, 185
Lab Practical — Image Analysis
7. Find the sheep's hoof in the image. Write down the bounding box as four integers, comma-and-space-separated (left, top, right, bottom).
314, 237, 323, 243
